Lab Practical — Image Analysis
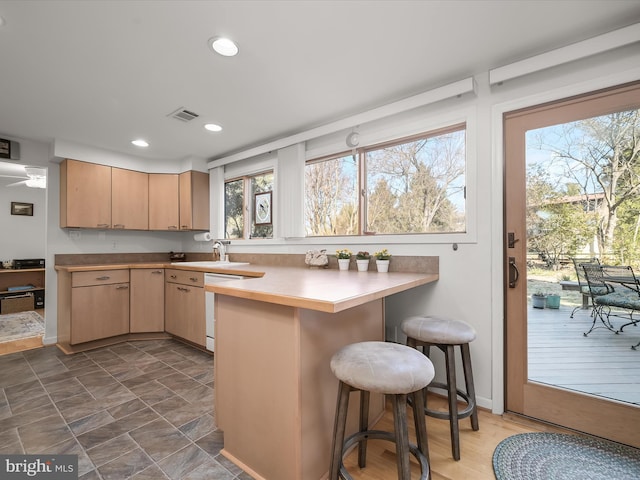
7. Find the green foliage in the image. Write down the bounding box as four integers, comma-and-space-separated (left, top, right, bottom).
527, 108, 640, 268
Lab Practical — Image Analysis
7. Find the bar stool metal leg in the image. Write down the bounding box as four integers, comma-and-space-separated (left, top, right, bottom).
392, 394, 411, 479
330, 381, 351, 480
410, 387, 430, 478
461, 343, 479, 431
357, 390, 370, 468
443, 344, 460, 460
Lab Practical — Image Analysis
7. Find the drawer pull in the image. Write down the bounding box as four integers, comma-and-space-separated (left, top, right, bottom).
96, 276, 110, 281
170, 275, 177, 279
189, 277, 198, 282
178, 286, 190, 292
116, 285, 129, 290
152, 270, 163, 274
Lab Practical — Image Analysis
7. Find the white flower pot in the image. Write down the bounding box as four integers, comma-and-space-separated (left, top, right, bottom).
356, 259, 369, 272
338, 258, 350, 271
376, 259, 389, 272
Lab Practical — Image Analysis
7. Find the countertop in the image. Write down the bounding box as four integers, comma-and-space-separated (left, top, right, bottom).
205, 265, 438, 313
54, 262, 265, 278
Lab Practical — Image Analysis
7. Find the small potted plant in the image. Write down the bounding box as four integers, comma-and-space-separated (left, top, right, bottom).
336, 249, 352, 271
532, 290, 547, 309
374, 249, 391, 272
355, 251, 371, 272
546, 292, 561, 309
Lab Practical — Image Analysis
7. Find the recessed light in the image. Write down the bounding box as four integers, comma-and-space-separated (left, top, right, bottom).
204, 123, 222, 132
131, 139, 149, 147
209, 37, 238, 57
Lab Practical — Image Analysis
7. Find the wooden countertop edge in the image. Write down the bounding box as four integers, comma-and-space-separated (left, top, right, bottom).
208, 273, 438, 313
54, 263, 265, 277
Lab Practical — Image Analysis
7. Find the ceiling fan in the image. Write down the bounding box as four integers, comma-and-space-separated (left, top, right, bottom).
1, 166, 47, 188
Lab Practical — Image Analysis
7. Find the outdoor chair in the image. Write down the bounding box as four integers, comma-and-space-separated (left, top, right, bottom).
582, 263, 640, 336
601, 264, 640, 332
570, 258, 601, 318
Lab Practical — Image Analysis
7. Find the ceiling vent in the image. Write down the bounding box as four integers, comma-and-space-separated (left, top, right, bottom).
168, 107, 199, 122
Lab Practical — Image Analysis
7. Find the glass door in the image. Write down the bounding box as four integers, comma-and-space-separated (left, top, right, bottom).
504, 81, 640, 448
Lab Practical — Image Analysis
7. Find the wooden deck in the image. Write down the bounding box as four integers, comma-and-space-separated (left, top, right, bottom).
528, 304, 640, 405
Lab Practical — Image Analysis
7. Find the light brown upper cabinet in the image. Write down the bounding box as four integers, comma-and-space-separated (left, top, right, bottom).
148, 173, 180, 231
60, 159, 208, 231
112, 167, 149, 230
60, 159, 112, 228
179, 170, 210, 231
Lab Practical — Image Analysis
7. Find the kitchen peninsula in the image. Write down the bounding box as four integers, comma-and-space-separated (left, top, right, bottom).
208, 263, 438, 480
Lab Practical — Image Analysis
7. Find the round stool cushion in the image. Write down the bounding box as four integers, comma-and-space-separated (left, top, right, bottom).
330, 341, 435, 394
401, 316, 476, 345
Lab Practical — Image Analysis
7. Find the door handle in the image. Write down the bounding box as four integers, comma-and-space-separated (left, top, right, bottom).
508, 257, 519, 288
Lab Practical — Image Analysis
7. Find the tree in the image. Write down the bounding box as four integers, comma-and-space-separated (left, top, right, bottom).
530, 109, 640, 259
526, 165, 594, 268
304, 155, 358, 236
224, 179, 244, 239
366, 129, 465, 233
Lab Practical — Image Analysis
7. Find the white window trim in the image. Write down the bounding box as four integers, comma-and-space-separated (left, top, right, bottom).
213, 106, 478, 247
304, 105, 478, 244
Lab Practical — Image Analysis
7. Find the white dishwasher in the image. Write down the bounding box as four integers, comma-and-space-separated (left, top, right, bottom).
205, 272, 243, 352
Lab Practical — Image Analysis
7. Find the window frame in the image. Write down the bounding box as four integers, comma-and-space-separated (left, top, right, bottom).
304, 121, 471, 239
224, 169, 275, 240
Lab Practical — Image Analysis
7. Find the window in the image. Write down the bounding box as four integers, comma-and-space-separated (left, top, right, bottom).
224, 171, 274, 239
304, 124, 466, 236
305, 154, 358, 236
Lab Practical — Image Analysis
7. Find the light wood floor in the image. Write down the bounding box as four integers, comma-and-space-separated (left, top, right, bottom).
342, 396, 568, 480
0, 335, 43, 355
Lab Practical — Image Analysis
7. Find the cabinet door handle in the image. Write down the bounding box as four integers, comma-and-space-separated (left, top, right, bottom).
168, 226, 178, 230
178, 286, 190, 292
96, 276, 110, 281
116, 285, 129, 290
113, 224, 125, 229
97, 224, 110, 228
181, 225, 189, 229
152, 270, 163, 274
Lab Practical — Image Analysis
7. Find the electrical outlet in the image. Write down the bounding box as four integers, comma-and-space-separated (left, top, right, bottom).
69, 230, 81, 239
111, 241, 117, 250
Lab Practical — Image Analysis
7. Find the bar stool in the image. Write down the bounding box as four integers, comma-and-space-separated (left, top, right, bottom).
401, 315, 479, 461
329, 341, 435, 480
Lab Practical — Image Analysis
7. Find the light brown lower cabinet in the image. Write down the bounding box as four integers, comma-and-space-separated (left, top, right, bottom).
130, 269, 164, 333
165, 269, 205, 347
69, 270, 130, 344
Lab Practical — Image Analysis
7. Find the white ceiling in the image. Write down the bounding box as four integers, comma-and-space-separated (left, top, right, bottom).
0, 0, 639, 167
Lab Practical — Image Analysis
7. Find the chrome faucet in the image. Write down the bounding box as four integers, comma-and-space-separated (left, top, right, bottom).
213, 240, 230, 262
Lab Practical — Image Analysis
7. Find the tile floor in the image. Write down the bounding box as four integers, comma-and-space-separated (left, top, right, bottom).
0, 339, 254, 479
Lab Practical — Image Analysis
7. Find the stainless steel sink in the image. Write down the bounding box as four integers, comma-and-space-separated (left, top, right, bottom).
171, 261, 250, 268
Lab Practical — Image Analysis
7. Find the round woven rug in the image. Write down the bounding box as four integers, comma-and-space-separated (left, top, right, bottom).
493, 432, 640, 480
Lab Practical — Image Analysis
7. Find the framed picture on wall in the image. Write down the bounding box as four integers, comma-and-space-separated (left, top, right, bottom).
11, 202, 33, 216
254, 191, 272, 225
